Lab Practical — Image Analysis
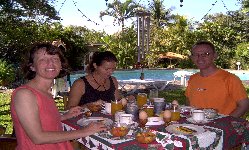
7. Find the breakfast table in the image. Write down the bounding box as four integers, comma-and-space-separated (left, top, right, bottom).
61, 110, 249, 150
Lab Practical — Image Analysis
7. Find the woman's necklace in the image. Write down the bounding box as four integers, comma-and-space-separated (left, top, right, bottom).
92, 74, 107, 90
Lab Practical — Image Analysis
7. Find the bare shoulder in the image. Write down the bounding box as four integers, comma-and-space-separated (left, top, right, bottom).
13, 88, 37, 107
72, 78, 85, 87
14, 88, 36, 101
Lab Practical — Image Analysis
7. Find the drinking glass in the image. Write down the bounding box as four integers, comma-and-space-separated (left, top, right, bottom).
170, 105, 180, 122
171, 110, 180, 121
111, 100, 123, 115
149, 89, 158, 102
137, 93, 147, 108
143, 104, 154, 117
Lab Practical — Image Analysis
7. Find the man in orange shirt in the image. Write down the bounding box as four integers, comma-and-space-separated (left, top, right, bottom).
185, 41, 249, 117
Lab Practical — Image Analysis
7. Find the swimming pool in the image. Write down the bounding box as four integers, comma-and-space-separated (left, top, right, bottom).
69, 69, 249, 84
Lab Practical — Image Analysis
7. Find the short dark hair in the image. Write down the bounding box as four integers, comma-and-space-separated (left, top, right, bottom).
192, 41, 215, 53
87, 51, 118, 73
24, 42, 69, 80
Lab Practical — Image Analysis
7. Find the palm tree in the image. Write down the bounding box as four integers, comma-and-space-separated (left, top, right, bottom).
148, 0, 173, 28
100, 0, 140, 31
241, 0, 249, 13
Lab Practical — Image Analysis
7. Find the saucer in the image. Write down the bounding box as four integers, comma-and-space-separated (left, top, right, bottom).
77, 117, 113, 127
186, 117, 210, 124
146, 120, 165, 126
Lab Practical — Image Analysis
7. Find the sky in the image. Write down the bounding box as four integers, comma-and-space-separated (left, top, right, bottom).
53, 0, 242, 34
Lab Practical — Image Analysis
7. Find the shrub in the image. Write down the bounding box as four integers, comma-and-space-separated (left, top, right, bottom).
0, 59, 15, 87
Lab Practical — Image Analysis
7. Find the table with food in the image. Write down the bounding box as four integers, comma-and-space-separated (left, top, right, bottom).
61, 93, 249, 150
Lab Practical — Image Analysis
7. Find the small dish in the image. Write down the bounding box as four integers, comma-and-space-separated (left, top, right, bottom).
148, 117, 163, 122
186, 117, 210, 124
145, 117, 164, 126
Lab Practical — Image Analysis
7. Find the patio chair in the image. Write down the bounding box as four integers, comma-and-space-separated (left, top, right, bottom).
173, 71, 193, 87
118, 79, 155, 94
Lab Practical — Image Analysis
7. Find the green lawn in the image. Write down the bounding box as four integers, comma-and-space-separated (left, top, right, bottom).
1, 85, 249, 134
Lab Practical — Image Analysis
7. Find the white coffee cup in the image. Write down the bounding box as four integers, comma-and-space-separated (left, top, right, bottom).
104, 103, 111, 114
192, 109, 205, 122
115, 110, 125, 122
119, 114, 133, 124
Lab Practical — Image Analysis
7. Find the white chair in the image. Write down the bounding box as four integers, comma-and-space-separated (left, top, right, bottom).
118, 79, 155, 94
173, 71, 193, 87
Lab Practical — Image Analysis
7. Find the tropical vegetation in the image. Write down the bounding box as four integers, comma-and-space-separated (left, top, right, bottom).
0, 1, 248, 86
0, 59, 15, 87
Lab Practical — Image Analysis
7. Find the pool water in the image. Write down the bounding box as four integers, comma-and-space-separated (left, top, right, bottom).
69, 69, 249, 84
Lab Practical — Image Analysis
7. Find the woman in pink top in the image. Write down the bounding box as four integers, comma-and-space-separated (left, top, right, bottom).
10, 43, 106, 150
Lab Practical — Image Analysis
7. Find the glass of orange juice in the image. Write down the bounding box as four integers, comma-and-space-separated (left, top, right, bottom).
111, 100, 123, 115
143, 104, 154, 117
170, 105, 180, 122
137, 93, 147, 108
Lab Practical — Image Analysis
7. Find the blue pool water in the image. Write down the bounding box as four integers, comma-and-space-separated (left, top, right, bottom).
69, 69, 249, 84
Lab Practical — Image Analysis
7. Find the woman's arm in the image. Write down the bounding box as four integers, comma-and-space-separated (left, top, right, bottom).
67, 79, 85, 109
112, 76, 122, 100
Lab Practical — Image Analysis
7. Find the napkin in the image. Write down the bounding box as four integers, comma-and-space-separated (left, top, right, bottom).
195, 130, 216, 147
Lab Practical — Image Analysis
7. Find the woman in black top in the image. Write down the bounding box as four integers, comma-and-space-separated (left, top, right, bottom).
67, 51, 120, 109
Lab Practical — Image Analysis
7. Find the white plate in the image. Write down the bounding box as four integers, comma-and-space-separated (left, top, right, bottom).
166, 124, 205, 135
77, 117, 113, 127
148, 117, 163, 122
146, 120, 165, 126
186, 117, 210, 124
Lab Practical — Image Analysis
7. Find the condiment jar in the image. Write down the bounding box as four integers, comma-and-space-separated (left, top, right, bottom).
125, 99, 139, 121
